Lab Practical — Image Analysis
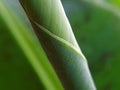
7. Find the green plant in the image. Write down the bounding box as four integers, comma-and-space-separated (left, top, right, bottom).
0, 0, 96, 90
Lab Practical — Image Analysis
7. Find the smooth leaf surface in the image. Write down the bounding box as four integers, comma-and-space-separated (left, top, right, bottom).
0, 0, 63, 90
20, 0, 96, 90
34, 22, 95, 90
0, 17, 44, 90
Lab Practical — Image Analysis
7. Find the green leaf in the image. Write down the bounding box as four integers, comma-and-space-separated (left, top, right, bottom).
20, 0, 96, 89
0, 17, 45, 90
0, 0, 63, 90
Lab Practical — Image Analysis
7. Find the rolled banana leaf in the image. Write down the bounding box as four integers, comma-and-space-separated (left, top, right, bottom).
19, 0, 96, 90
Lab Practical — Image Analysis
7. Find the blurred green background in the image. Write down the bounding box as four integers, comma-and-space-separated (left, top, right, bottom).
1, 0, 120, 90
